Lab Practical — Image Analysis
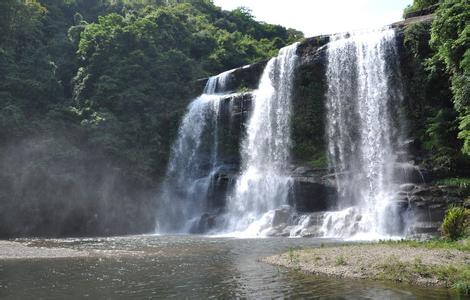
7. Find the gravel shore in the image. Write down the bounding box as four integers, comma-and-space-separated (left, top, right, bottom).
261, 244, 470, 288
0, 240, 148, 259
0, 240, 88, 259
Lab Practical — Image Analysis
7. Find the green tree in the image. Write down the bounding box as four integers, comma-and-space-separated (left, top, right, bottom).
430, 0, 470, 155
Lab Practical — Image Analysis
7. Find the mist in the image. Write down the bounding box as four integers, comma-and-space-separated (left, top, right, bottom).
0, 134, 157, 238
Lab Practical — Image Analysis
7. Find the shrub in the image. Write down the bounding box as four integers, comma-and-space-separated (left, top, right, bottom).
335, 255, 347, 266
434, 177, 470, 189
441, 207, 470, 240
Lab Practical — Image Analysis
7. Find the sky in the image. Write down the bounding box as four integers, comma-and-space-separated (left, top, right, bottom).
212, 0, 413, 37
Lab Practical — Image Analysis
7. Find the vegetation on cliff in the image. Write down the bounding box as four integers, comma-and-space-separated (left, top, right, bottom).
404, 0, 439, 16
430, 0, 470, 156
401, 0, 469, 175
0, 0, 468, 237
0, 0, 302, 237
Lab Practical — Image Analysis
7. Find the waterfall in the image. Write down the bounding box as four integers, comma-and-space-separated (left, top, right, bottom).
155, 71, 233, 233
222, 43, 299, 236
321, 28, 407, 239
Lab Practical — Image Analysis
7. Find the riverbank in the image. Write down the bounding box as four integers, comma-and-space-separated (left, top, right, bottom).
261, 240, 470, 293
0, 240, 88, 259
0, 239, 149, 259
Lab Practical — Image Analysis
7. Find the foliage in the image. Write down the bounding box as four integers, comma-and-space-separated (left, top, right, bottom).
335, 255, 347, 266
378, 255, 470, 294
434, 177, 470, 189
287, 247, 301, 270
0, 0, 303, 237
401, 6, 470, 173
403, 0, 439, 16
423, 108, 460, 170
440, 206, 470, 240
307, 153, 328, 169
430, 0, 470, 156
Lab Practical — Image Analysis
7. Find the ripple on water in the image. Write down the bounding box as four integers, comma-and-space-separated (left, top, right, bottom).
0, 236, 458, 299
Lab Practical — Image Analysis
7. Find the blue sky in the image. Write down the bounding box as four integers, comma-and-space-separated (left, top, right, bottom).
213, 0, 413, 37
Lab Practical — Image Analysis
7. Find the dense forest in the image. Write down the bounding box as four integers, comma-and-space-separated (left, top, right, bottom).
0, 0, 468, 238
0, 0, 302, 237
402, 0, 469, 173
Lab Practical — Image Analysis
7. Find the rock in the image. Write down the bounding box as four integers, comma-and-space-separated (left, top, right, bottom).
196, 61, 267, 94
403, 4, 439, 19
189, 213, 217, 234
445, 196, 464, 205
464, 197, 470, 209
272, 206, 294, 227
290, 179, 337, 212
392, 199, 410, 208
428, 204, 446, 210
393, 162, 428, 184
407, 221, 441, 234
299, 226, 323, 237
411, 186, 431, 196
400, 183, 416, 192
281, 225, 296, 237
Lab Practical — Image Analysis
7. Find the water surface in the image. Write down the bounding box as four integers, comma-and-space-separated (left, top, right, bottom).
0, 236, 459, 299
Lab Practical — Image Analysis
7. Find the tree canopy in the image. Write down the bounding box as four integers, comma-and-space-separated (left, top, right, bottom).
0, 0, 303, 237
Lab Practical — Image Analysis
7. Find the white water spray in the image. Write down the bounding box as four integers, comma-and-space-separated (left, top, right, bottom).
222, 43, 299, 236
155, 71, 233, 233
321, 28, 407, 239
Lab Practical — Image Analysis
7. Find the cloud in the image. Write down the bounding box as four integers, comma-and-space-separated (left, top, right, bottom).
212, 0, 412, 37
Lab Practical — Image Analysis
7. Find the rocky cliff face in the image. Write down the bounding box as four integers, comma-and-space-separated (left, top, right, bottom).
191, 13, 468, 237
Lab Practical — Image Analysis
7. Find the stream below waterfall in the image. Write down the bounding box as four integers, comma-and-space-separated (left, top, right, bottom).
0, 236, 457, 299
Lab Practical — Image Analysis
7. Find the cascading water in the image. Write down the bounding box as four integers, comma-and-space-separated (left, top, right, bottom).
321, 28, 408, 239
155, 71, 232, 233
221, 43, 299, 236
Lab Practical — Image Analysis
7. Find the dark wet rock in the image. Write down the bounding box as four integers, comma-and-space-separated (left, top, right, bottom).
289, 166, 337, 213
411, 186, 444, 197
407, 221, 441, 240
189, 213, 217, 234
406, 184, 465, 237
296, 35, 329, 67
392, 199, 410, 208
206, 165, 238, 211
189, 14, 459, 239
400, 183, 416, 192
290, 166, 331, 184
196, 61, 267, 94
393, 162, 430, 184
290, 181, 337, 212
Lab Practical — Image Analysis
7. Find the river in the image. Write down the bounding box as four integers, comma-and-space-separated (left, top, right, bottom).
0, 236, 457, 299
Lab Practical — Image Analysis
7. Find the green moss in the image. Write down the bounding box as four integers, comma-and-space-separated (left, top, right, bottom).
236, 86, 253, 93
291, 59, 327, 163
306, 153, 328, 168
